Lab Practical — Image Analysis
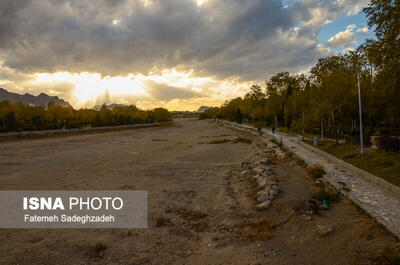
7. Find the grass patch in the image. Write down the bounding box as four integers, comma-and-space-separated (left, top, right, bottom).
278, 127, 314, 138
307, 164, 326, 180
315, 142, 400, 187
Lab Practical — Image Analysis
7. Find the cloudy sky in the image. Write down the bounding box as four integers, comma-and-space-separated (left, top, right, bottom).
0, 0, 375, 110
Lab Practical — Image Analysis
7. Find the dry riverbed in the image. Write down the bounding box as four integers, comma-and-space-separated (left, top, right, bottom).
0, 119, 398, 264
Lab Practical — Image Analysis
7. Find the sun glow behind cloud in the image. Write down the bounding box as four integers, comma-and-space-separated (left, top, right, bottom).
196, 0, 207, 6
32, 70, 249, 110
35, 72, 147, 107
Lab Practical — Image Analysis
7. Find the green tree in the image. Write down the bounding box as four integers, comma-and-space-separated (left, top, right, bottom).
364, 0, 400, 128
5, 111, 17, 131
310, 55, 356, 143
235, 108, 243, 124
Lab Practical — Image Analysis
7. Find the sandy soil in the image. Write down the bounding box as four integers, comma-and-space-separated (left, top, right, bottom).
0, 119, 397, 265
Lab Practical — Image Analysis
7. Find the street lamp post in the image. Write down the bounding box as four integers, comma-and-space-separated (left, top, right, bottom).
357, 70, 364, 155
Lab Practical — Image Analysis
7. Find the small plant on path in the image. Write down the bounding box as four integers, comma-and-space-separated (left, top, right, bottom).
307, 164, 326, 180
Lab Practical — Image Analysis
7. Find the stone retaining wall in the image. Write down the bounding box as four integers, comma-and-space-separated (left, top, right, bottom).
218, 119, 400, 239
219, 120, 400, 199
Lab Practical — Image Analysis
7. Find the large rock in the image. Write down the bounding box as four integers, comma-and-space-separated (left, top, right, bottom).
257, 191, 270, 203
257, 189, 268, 196
275, 150, 286, 160
254, 158, 268, 165
255, 168, 267, 175
268, 180, 277, 186
268, 192, 275, 200
268, 185, 280, 199
256, 200, 272, 210
253, 174, 262, 180
254, 164, 267, 173
269, 175, 278, 182
271, 185, 280, 193
257, 178, 268, 188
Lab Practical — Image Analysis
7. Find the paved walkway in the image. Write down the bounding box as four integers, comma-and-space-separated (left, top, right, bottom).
263, 129, 400, 239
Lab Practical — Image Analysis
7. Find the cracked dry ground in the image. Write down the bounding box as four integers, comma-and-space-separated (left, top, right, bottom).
0, 119, 398, 265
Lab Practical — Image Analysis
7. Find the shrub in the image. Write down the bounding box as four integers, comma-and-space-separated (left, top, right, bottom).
312, 183, 340, 203
296, 158, 307, 167
307, 164, 326, 180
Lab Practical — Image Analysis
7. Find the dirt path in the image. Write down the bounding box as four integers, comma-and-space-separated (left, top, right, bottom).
0, 119, 397, 264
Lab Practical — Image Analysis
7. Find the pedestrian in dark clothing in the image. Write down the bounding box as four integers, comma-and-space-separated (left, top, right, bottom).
272, 127, 275, 134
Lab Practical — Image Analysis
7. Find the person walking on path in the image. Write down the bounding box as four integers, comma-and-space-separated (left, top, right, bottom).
272, 127, 275, 134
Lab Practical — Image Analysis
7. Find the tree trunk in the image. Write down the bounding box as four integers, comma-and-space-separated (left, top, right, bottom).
321, 119, 324, 143
332, 112, 338, 144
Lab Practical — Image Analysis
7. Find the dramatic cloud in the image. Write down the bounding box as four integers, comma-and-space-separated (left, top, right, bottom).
327, 24, 357, 48
0, 0, 30, 49
0, 0, 372, 109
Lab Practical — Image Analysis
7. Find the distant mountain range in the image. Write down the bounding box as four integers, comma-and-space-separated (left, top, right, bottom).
0, 88, 72, 108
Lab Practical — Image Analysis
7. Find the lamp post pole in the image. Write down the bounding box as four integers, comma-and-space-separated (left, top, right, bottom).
357, 70, 364, 155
